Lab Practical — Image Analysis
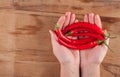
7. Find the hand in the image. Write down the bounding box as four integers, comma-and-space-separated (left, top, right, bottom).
49, 12, 80, 77
81, 13, 109, 67
49, 12, 80, 66
81, 13, 109, 77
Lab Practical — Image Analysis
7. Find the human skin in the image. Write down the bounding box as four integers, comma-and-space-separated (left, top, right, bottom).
49, 12, 109, 77
80, 13, 109, 77
49, 12, 80, 77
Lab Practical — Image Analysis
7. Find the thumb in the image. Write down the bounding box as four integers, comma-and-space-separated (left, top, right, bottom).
49, 30, 59, 45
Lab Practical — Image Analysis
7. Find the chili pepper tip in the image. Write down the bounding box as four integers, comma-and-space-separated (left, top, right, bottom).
97, 40, 104, 45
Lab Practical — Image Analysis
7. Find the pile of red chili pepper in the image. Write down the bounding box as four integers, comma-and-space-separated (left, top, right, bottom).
54, 22, 109, 50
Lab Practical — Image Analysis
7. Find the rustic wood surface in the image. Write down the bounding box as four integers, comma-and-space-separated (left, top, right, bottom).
0, 0, 120, 77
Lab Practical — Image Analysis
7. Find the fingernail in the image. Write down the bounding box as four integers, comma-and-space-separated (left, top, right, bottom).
75, 19, 79, 22
96, 14, 99, 17
72, 14, 75, 17
84, 14, 88, 19
68, 12, 71, 15
65, 12, 68, 15
84, 14, 87, 17
49, 30, 50, 33
49, 30, 52, 34
90, 13, 94, 15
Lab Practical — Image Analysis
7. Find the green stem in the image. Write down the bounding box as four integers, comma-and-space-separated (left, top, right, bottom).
54, 24, 59, 30
104, 32, 110, 37
97, 40, 104, 45
65, 31, 72, 36
103, 41, 113, 52
97, 40, 113, 52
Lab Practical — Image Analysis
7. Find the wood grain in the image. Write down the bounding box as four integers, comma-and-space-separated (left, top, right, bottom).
0, 0, 119, 77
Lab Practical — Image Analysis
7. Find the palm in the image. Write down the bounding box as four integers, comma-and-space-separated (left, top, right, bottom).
49, 12, 79, 65
81, 45, 108, 66
81, 13, 109, 66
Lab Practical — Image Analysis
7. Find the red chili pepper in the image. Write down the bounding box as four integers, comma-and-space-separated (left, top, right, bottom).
64, 22, 104, 35
55, 29, 97, 45
64, 27, 95, 34
55, 29, 72, 43
67, 33, 105, 40
58, 37, 98, 50
54, 22, 107, 50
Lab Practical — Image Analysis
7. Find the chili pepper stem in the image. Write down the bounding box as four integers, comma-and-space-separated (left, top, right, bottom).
54, 24, 59, 30
103, 41, 113, 52
65, 31, 72, 36
97, 40, 113, 52
54, 22, 114, 50
107, 33, 117, 39
104, 32, 110, 37
97, 40, 104, 45
109, 36, 117, 38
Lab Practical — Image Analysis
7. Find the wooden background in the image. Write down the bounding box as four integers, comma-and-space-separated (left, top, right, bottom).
0, 0, 120, 77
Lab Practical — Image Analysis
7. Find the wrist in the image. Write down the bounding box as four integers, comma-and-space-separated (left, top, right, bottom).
82, 62, 101, 68
81, 64, 100, 77
60, 63, 79, 72
60, 63, 79, 77
81, 64, 100, 70
60, 62, 79, 67
60, 63, 79, 70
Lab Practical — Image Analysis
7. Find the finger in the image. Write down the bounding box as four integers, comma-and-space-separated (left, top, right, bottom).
49, 30, 59, 46
84, 14, 89, 22
67, 19, 78, 39
63, 12, 72, 29
88, 13, 94, 24
57, 16, 65, 29
75, 19, 79, 23
95, 14, 102, 28
69, 19, 78, 40
69, 14, 76, 25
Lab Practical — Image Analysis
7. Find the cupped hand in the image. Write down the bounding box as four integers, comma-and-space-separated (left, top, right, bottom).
81, 13, 109, 67
49, 12, 80, 66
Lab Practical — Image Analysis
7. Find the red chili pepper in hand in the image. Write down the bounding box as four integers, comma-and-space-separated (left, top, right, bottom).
55, 29, 97, 45
64, 27, 96, 34
64, 22, 104, 35
67, 33, 105, 40
58, 37, 98, 50
54, 22, 108, 50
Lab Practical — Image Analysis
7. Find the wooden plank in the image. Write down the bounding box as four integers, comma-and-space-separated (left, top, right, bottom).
0, 11, 16, 51
0, 0, 13, 9
0, 10, 119, 77
0, 0, 119, 77
14, 62, 60, 77
10, 0, 120, 17
15, 49, 57, 62
12, 12, 120, 77
102, 63, 120, 77
10, 14, 53, 50
10, 12, 120, 77
0, 12, 16, 76
8, 13, 58, 62
0, 51, 15, 77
